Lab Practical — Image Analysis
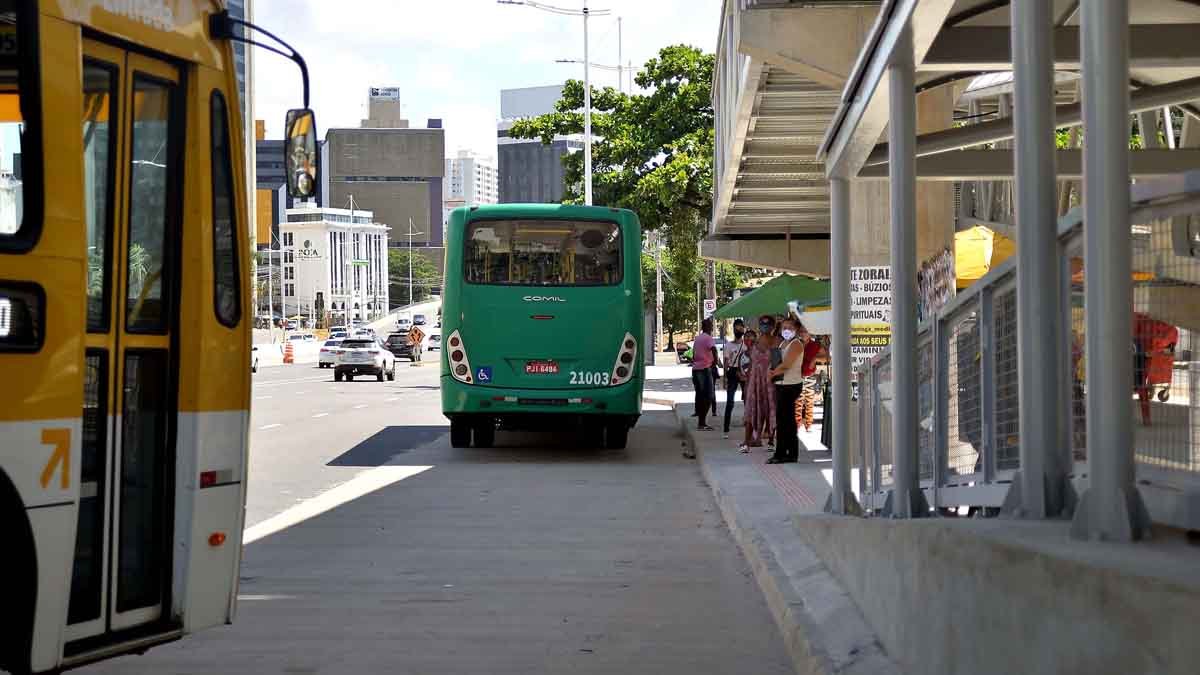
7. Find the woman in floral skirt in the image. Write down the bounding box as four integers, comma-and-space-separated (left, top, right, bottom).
741, 316, 778, 451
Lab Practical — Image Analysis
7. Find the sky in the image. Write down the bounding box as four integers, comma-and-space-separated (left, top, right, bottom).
252, 0, 722, 157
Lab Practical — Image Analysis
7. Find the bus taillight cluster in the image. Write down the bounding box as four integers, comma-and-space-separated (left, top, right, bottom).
447, 331, 474, 383
610, 333, 638, 385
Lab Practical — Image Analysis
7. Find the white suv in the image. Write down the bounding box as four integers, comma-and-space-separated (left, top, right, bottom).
334, 337, 396, 382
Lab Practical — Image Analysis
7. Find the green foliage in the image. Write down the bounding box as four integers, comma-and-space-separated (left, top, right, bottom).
388, 248, 440, 307
507, 44, 715, 236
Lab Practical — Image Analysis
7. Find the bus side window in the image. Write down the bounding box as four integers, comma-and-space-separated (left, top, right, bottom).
209, 90, 240, 327
83, 62, 118, 332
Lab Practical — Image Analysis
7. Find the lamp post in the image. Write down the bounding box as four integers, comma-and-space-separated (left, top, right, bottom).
403, 218, 425, 307
499, 0, 610, 205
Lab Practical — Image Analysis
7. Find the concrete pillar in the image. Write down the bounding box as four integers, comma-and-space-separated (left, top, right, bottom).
1004, 0, 1075, 519
827, 177, 862, 516
886, 22, 928, 518
1071, 0, 1151, 541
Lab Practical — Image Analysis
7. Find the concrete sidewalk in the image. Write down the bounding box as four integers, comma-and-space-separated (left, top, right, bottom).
671, 403, 897, 675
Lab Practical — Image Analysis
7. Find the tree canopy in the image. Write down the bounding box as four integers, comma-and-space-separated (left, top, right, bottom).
388, 248, 440, 307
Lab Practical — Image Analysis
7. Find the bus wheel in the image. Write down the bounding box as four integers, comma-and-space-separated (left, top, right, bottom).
605, 423, 629, 450
474, 421, 495, 448
450, 420, 471, 448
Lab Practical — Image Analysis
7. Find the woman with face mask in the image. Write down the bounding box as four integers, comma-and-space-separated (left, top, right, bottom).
721, 319, 749, 438
767, 318, 807, 463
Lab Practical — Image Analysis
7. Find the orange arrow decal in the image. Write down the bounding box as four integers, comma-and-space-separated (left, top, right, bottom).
40, 428, 70, 490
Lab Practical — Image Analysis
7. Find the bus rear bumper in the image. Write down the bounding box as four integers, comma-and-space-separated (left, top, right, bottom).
441, 377, 642, 427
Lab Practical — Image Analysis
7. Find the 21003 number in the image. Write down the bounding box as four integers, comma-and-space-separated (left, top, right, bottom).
569, 371, 610, 385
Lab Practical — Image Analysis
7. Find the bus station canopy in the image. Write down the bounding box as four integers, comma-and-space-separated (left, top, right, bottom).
713, 274, 830, 321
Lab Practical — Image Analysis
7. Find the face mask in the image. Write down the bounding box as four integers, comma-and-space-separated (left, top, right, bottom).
781, 329, 796, 341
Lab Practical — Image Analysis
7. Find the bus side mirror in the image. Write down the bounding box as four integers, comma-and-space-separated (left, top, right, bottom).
285, 108, 318, 199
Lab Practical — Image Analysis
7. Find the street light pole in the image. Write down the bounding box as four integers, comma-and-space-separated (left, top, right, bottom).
500, 0, 608, 205
583, 1, 593, 205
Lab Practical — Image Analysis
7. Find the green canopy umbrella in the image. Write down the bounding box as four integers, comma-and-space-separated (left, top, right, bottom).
712, 274, 831, 321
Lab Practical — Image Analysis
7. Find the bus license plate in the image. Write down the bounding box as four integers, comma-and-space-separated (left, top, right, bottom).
525, 360, 559, 374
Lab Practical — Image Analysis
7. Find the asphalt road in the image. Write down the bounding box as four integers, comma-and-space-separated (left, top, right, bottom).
92, 359, 793, 674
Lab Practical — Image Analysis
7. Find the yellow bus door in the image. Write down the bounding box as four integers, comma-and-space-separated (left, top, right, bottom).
66, 42, 182, 643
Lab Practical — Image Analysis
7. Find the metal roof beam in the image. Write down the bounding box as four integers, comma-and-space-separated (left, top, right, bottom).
921, 25, 1200, 71
865, 76, 1200, 165
854, 148, 1200, 180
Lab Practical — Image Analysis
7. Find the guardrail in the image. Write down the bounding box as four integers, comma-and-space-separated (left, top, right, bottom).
856, 172, 1200, 529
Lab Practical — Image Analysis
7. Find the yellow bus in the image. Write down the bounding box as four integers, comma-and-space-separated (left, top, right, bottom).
0, 2, 316, 672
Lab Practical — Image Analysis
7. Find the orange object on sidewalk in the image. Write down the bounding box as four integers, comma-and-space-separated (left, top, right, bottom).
283, 342, 294, 364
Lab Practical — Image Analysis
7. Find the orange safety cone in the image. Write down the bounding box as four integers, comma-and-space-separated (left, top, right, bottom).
283, 342, 294, 364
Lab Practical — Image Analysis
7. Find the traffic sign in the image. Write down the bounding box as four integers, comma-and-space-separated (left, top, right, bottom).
703, 298, 716, 318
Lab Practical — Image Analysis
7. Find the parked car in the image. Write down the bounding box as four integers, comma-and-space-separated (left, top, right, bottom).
251, 346, 259, 373
318, 339, 343, 368
335, 338, 396, 382
385, 332, 423, 362
413, 314, 427, 326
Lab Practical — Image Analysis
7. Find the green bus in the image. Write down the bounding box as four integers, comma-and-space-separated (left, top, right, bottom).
441, 204, 645, 449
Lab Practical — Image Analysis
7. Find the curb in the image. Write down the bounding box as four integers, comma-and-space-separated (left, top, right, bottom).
673, 404, 899, 675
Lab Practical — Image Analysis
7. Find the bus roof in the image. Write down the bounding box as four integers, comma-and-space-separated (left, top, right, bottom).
457, 203, 637, 222
43, 0, 229, 70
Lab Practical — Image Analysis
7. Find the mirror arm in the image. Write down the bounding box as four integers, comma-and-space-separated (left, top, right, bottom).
209, 10, 310, 108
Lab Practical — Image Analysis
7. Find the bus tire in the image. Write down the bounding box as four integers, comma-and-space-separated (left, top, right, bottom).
450, 420, 471, 448
474, 421, 495, 448
605, 423, 629, 450
0, 472, 35, 675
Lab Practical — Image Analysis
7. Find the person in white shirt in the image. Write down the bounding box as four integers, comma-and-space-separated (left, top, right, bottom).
721, 319, 748, 438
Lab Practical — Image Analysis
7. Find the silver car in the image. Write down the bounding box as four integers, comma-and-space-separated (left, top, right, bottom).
334, 337, 396, 382
318, 339, 342, 368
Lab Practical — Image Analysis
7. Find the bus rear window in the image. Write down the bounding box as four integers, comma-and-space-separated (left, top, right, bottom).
464, 219, 622, 286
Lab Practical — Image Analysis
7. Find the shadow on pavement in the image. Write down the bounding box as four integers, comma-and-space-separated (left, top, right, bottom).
327, 425, 449, 466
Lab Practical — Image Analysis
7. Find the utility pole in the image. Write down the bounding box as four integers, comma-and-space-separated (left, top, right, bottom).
583, 1, 593, 205
655, 232, 663, 353
617, 16, 622, 94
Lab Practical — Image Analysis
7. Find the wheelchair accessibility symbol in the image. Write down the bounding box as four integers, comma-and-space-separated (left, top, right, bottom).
476, 366, 493, 382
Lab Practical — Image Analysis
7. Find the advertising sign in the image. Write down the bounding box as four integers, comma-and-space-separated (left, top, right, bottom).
850, 265, 891, 371
297, 238, 322, 261
369, 86, 401, 100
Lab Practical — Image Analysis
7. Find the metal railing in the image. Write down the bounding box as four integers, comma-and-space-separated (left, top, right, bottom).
856, 171, 1200, 527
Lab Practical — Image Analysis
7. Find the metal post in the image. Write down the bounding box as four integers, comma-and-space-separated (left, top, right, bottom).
826, 177, 861, 515
887, 22, 927, 518
408, 217, 414, 307
1004, 0, 1074, 518
617, 16, 623, 94
583, 2, 593, 205
1072, 0, 1150, 541
655, 233, 663, 353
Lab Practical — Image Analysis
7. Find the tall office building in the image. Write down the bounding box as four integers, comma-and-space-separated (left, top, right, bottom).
445, 150, 498, 207
323, 91, 446, 273
497, 85, 582, 204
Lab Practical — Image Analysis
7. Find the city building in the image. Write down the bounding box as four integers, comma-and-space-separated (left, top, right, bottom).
322, 92, 446, 270
444, 150, 498, 224
276, 204, 390, 325
362, 86, 409, 129
497, 84, 582, 203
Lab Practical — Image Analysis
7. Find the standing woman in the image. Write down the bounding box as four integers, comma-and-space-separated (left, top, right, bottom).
735, 329, 758, 450
743, 316, 778, 450
768, 318, 807, 463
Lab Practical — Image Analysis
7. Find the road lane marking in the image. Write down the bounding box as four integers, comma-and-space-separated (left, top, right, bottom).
243, 465, 433, 544
258, 423, 282, 430
254, 375, 331, 388
312, 412, 329, 418
254, 395, 273, 400
295, 391, 308, 395
353, 404, 368, 409
385, 397, 399, 402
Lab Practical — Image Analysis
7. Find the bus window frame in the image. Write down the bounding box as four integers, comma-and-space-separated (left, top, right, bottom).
462, 217, 625, 288
208, 88, 241, 328
83, 57, 120, 333
0, 0, 45, 253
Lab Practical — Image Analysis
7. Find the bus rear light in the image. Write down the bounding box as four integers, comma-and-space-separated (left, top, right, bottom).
610, 332, 637, 385
199, 471, 217, 488
208, 532, 227, 547
447, 330, 475, 384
